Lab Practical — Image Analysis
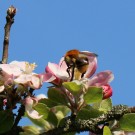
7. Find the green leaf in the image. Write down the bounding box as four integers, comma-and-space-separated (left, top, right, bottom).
77, 105, 103, 120
0, 110, 14, 134
39, 98, 58, 108
34, 103, 49, 119
28, 117, 55, 131
48, 88, 68, 105
84, 87, 103, 104
63, 82, 82, 95
34, 103, 58, 126
93, 98, 112, 112
28, 116, 47, 127
103, 126, 112, 135
47, 110, 58, 127
119, 113, 135, 131
51, 105, 70, 122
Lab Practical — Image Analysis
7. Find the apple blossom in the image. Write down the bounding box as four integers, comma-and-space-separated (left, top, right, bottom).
0, 61, 46, 90
44, 51, 97, 84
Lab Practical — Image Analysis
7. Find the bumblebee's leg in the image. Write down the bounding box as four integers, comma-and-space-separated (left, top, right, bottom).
81, 71, 86, 78
70, 65, 75, 81
66, 66, 71, 77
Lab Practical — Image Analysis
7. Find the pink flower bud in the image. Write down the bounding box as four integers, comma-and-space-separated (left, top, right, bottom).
102, 84, 112, 99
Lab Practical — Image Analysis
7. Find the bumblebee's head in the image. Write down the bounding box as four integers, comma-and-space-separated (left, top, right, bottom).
64, 49, 80, 66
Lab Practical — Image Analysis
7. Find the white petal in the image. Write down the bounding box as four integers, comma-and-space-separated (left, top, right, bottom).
26, 109, 43, 119
25, 96, 43, 119
30, 75, 42, 89
14, 74, 30, 84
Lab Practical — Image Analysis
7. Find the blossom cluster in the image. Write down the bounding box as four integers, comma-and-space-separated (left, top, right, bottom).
0, 50, 114, 119
0, 61, 43, 92
45, 51, 114, 99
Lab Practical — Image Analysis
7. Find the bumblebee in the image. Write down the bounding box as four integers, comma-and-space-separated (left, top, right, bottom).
64, 49, 89, 81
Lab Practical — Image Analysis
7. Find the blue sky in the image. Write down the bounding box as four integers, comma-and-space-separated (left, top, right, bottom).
0, 1, 135, 134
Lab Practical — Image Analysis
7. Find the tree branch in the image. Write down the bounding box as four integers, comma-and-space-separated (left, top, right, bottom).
40, 105, 134, 135
1, 6, 16, 64
12, 104, 25, 128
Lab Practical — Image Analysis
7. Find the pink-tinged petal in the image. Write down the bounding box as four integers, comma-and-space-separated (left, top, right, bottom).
0, 70, 14, 88
55, 68, 69, 80
9, 61, 26, 72
80, 51, 98, 78
42, 72, 61, 85
84, 57, 97, 78
102, 84, 113, 99
46, 62, 69, 80
14, 74, 43, 89
29, 75, 42, 89
4, 77, 14, 86
10, 61, 37, 74
0, 64, 22, 77
27, 109, 43, 119
24, 96, 43, 119
14, 74, 29, 84
58, 57, 68, 71
87, 70, 114, 87
41, 73, 56, 82
3, 61, 30, 76
45, 62, 59, 76
0, 85, 4, 93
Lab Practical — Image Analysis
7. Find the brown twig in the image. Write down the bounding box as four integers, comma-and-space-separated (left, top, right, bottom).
1, 6, 16, 64
0, 6, 16, 111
